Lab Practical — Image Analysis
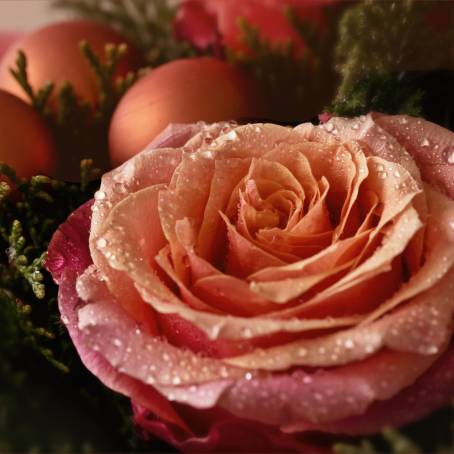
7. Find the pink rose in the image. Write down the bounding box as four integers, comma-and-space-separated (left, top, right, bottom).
47, 115, 454, 452
174, 0, 340, 56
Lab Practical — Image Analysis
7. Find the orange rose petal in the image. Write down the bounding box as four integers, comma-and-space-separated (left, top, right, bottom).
91, 185, 173, 331
247, 157, 305, 196
155, 245, 221, 313
323, 114, 422, 184
363, 186, 454, 323
196, 157, 251, 262
248, 259, 354, 303
158, 153, 215, 280
262, 143, 320, 208
88, 148, 182, 328
224, 268, 454, 370
333, 142, 369, 240
255, 229, 333, 261
356, 190, 380, 234
191, 273, 277, 316
287, 259, 403, 319
274, 205, 422, 318
374, 114, 454, 199
290, 177, 331, 236
236, 193, 302, 262
249, 229, 371, 283
326, 113, 429, 270
221, 212, 286, 277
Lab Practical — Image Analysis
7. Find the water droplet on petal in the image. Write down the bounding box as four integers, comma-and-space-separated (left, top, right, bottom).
344, 339, 354, 349
113, 338, 123, 348
96, 238, 107, 248
324, 122, 334, 132
113, 183, 127, 194
443, 147, 454, 164
224, 130, 238, 141
94, 190, 106, 200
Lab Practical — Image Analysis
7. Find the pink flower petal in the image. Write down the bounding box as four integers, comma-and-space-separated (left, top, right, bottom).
374, 114, 454, 199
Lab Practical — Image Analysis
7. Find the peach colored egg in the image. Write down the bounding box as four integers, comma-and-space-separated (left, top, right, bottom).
0, 89, 55, 177
109, 57, 267, 165
0, 21, 141, 108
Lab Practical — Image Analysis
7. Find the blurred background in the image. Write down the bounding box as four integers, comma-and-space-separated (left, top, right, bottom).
0, 1, 63, 30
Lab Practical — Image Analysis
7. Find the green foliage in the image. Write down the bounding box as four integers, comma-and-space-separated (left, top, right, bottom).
335, 0, 454, 103
328, 1, 454, 126
330, 72, 424, 118
54, 0, 196, 66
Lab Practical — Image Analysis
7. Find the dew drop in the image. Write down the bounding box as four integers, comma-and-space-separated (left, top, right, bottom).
378, 171, 388, 179
393, 170, 401, 178
113, 183, 127, 194
61, 315, 69, 324
400, 117, 408, 124
324, 122, 334, 132
94, 190, 106, 200
443, 147, 454, 164
244, 372, 253, 381
96, 238, 107, 249
113, 338, 123, 348
224, 130, 238, 141
421, 138, 430, 147
344, 339, 354, 349
351, 123, 359, 130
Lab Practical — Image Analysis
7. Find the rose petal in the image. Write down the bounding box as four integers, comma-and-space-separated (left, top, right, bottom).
363, 185, 454, 323
225, 268, 454, 370
46, 203, 188, 431
46, 201, 93, 282
133, 402, 328, 453
274, 204, 422, 317
374, 114, 454, 199
300, 342, 454, 436
219, 349, 439, 426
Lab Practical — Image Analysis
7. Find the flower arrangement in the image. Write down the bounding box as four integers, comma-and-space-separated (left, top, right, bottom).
1, 0, 453, 452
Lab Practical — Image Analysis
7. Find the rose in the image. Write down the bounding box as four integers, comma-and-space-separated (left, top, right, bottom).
174, 0, 340, 56
47, 114, 454, 452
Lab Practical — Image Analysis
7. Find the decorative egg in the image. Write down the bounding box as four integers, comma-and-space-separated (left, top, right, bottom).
109, 57, 267, 165
0, 89, 55, 178
0, 21, 141, 107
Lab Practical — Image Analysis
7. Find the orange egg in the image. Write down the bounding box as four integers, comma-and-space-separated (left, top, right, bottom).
109, 57, 267, 165
0, 89, 55, 178
0, 21, 142, 107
